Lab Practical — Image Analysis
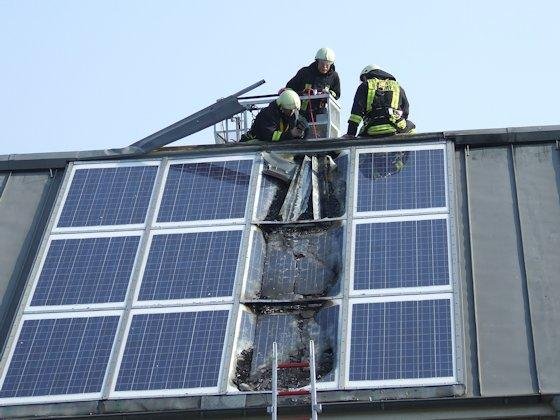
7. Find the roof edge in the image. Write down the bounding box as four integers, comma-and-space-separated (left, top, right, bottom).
1, 124, 559, 171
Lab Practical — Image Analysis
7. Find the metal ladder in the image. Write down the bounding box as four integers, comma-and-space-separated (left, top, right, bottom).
268, 340, 322, 420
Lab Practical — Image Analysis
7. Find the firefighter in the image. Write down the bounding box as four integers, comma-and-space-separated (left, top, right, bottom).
344, 65, 415, 138
241, 89, 308, 142
286, 47, 341, 119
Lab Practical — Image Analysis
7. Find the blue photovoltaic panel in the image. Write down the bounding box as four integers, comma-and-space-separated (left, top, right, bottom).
353, 219, 449, 290
349, 299, 453, 382
31, 236, 140, 306
0, 316, 119, 398
58, 165, 158, 227
157, 160, 252, 222
115, 310, 229, 391
138, 230, 242, 301
357, 149, 446, 212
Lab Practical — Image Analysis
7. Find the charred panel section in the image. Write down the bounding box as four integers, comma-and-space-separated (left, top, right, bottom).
244, 222, 343, 301
232, 303, 338, 391
256, 152, 347, 222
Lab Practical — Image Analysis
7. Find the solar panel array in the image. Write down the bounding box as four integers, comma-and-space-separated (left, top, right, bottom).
0, 157, 254, 404
348, 144, 454, 387
0, 143, 458, 405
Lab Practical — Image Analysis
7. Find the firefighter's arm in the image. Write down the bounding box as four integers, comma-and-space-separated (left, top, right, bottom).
400, 88, 410, 120
330, 73, 341, 99
286, 68, 306, 93
346, 83, 367, 136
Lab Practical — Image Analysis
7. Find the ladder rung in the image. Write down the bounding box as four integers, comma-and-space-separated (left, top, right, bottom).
277, 361, 309, 369
278, 389, 310, 397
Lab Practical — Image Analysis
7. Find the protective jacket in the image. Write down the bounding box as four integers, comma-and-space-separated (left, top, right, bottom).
286, 61, 341, 112
243, 101, 307, 142
347, 69, 415, 137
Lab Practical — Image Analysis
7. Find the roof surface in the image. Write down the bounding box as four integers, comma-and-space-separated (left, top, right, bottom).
0, 127, 559, 419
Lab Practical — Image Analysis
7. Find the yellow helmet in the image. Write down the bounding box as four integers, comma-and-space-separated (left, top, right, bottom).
315, 47, 335, 62
360, 64, 382, 80
276, 89, 301, 110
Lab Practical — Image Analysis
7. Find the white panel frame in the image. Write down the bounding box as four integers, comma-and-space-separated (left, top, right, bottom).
0, 310, 122, 406
349, 214, 453, 297
25, 230, 144, 313
133, 225, 244, 307
344, 293, 456, 389
238, 225, 259, 300
226, 305, 256, 394
354, 143, 448, 218
109, 304, 232, 399
52, 160, 161, 233
152, 155, 256, 228
251, 156, 265, 223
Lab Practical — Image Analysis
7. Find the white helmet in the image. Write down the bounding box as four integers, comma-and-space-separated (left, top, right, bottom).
315, 47, 335, 62
276, 89, 301, 110
360, 64, 382, 80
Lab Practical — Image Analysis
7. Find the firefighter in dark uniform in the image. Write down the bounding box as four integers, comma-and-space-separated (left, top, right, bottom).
344, 65, 415, 138
286, 47, 341, 118
241, 89, 308, 142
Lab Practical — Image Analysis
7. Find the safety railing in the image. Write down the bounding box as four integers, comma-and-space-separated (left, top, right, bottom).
214, 93, 341, 143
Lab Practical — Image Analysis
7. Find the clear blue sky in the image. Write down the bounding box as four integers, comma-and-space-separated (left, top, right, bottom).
1, 0, 559, 155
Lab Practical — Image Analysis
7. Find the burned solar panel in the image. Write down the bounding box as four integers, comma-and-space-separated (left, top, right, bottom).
232, 303, 339, 391
256, 152, 347, 222
244, 223, 343, 300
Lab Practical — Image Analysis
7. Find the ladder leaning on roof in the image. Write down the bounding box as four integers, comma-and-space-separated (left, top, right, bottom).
267, 340, 322, 420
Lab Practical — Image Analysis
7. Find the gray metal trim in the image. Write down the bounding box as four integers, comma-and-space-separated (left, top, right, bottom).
445, 142, 465, 391
0, 171, 10, 197
467, 146, 536, 396
513, 144, 560, 393
508, 145, 539, 392
338, 148, 356, 389
5, 388, 559, 419
3, 125, 560, 172
447, 125, 560, 146
456, 148, 480, 397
